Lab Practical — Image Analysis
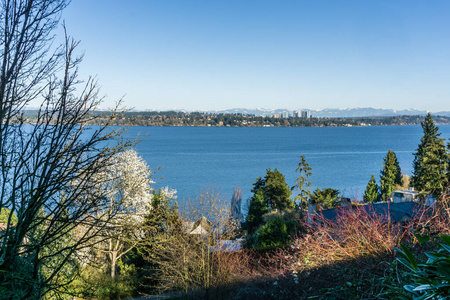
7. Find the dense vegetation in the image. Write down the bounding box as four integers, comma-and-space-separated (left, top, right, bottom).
3, 1, 450, 299
24, 110, 450, 127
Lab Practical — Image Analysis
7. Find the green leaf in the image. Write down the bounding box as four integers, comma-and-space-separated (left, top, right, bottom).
416, 294, 437, 300
399, 244, 418, 271
404, 285, 418, 293
397, 257, 418, 273
413, 284, 432, 291
436, 263, 450, 280
440, 235, 450, 246
415, 234, 430, 244
440, 242, 450, 254
424, 252, 447, 261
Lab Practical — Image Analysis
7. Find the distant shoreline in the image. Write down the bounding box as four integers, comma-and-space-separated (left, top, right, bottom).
86, 111, 450, 128
21, 110, 450, 127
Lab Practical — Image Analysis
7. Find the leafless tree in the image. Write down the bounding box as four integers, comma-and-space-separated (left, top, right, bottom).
0, 0, 132, 298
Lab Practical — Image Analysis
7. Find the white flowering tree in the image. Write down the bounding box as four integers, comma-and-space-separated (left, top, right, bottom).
93, 149, 164, 279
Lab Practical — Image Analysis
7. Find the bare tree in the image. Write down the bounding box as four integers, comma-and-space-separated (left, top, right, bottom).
0, 0, 133, 298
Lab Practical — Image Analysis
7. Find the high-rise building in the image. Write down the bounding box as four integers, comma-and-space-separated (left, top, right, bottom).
301, 110, 311, 119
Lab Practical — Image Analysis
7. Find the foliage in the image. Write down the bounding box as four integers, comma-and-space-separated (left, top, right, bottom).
0, 0, 132, 297
263, 168, 294, 211
142, 187, 183, 271
380, 150, 403, 201
292, 155, 312, 208
145, 187, 182, 242
139, 195, 450, 299
0, 208, 17, 224
396, 175, 411, 191
80, 110, 450, 127
395, 235, 450, 299
363, 174, 380, 203
146, 188, 245, 295
412, 113, 449, 196
244, 190, 269, 234
310, 188, 340, 210
251, 216, 299, 250
68, 264, 138, 300
244, 169, 294, 235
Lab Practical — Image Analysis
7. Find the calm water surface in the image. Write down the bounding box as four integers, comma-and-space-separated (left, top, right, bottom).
122, 125, 450, 207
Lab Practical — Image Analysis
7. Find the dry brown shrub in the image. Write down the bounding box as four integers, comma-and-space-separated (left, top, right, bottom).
271, 198, 450, 273
148, 194, 450, 297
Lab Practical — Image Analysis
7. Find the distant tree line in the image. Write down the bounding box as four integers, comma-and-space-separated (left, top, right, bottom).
22, 110, 450, 127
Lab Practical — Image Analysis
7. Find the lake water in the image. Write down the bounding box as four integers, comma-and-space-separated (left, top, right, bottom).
122, 125, 450, 208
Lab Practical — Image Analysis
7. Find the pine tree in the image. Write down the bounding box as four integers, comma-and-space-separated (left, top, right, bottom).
380, 150, 403, 201
263, 168, 294, 211
310, 188, 340, 210
412, 113, 449, 196
244, 169, 294, 233
244, 189, 268, 234
363, 174, 379, 203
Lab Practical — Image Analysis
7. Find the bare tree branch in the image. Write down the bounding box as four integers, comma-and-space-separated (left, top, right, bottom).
0, 1, 134, 298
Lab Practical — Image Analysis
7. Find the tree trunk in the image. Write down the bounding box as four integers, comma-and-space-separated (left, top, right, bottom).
111, 251, 117, 279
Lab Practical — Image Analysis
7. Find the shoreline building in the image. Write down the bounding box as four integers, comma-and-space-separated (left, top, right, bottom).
301, 110, 311, 119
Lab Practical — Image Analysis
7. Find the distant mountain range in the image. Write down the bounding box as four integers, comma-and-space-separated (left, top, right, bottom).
199, 108, 450, 118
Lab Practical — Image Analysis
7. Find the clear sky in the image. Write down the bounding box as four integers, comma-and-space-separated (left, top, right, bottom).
60, 0, 450, 112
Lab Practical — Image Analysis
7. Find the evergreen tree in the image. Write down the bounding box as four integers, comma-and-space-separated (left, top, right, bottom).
310, 188, 340, 210
363, 174, 379, 203
412, 113, 449, 196
292, 155, 312, 208
244, 190, 268, 234
244, 169, 294, 233
380, 150, 403, 201
251, 176, 265, 194
263, 168, 294, 211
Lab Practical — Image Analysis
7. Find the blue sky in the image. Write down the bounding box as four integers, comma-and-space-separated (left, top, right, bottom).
61, 0, 450, 111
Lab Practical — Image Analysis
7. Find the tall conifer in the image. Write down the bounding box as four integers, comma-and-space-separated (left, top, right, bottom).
364, 174, 379, 203
380, 150, 402, 201
244, 190, 268, 234
412, 113, 449, 196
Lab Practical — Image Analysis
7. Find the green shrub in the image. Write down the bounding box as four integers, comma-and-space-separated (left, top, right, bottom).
68, 263, 139, 299
252, 216, 299, 250
395, 235, 450, 299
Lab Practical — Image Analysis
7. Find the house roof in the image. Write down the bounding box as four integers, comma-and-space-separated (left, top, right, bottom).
317, 201, 429, 223
190, 224, 210, 235
185, 216, 213, 235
